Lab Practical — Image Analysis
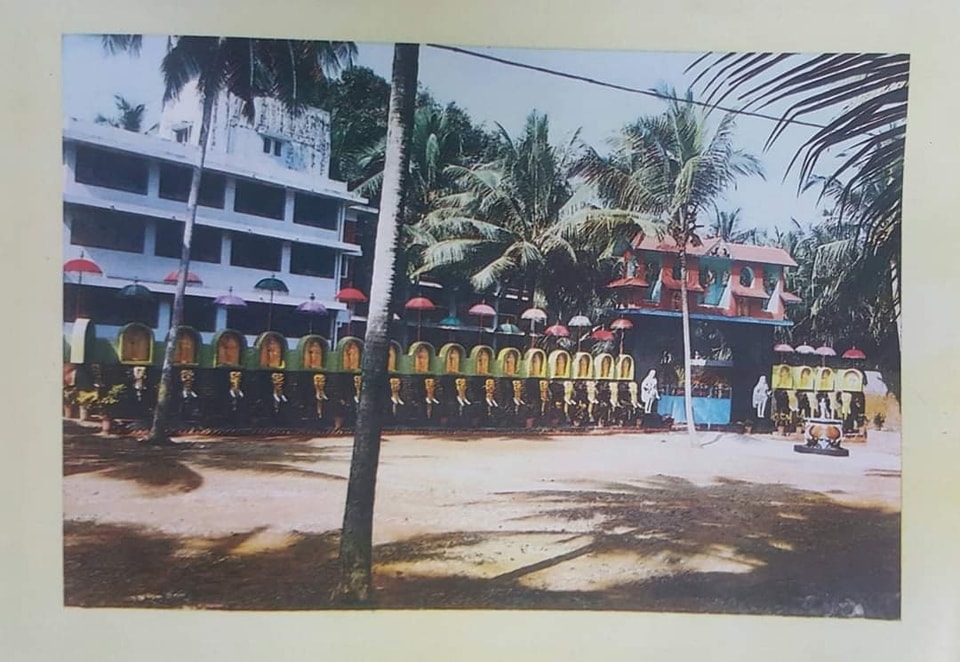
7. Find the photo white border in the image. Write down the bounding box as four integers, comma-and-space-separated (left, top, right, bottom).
3, 0, 959, 659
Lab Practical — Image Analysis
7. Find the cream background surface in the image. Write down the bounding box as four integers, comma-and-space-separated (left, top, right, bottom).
1, 0, 958, 659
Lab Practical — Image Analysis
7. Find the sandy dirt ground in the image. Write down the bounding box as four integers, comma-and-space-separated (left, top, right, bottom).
63, 422, 900, 617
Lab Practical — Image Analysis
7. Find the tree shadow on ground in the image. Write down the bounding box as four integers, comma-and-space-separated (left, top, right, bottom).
63, 421, 348, 496
64, 474, 899, 618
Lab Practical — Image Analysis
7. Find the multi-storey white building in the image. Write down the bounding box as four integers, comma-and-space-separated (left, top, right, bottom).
63, 84, 376, 358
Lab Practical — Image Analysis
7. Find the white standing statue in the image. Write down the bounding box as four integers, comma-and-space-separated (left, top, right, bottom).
640, 369, 659, 414
752, 376, 771, 418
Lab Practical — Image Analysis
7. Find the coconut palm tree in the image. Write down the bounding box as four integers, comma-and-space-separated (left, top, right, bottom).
95, 95, 146, 132
567, 88, 763, 439
413, 111, 582, 310
710, 207, 760, 244
335, 44, 419, 605
104, 35, 356, 444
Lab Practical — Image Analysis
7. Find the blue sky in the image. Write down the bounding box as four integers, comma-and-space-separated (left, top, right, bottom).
62, 35, 836, 235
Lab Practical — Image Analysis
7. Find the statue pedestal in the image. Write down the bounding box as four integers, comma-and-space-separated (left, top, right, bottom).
794, 417, 849, 457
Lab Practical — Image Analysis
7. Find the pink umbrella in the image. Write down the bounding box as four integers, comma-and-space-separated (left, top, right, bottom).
815, 345, 836, 366
64, 252, 103, 319
773, 343, 795, 353
405, 296, 436, 341
468, 302, 496, 344
544, 322, 569, 337
610, 317, 633, 355
214, 286, 247, 309
842, 347, 867, 360
521, 307, 548, 347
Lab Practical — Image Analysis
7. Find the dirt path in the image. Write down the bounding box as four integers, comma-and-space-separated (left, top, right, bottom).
63, 423, 900, 616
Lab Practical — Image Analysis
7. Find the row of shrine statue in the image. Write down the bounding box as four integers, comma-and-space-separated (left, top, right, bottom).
108, 322, 637, 380
770, 364, 865, 393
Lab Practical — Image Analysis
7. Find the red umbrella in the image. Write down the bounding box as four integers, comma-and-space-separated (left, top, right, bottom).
590, 328, 615, 342
610, 318, 633, 331
468, 302, 496, 344
163, 270, 203, 285
336, 287, 368, 304
64, 252, 103, 319
405, 296, 436, 341
63, 256, 103, 276
842, 347, 866, 360
336, 286, 368, 335
544, 322, 569, 337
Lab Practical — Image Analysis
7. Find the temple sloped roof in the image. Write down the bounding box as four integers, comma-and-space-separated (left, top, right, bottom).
632, 234, 798, 267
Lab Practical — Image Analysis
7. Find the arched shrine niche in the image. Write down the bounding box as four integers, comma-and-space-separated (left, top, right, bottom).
299, 335, 327, 370
497, 348, 521, 376
772, 364, 793, 389
574, 352, 593, 379
816, 367, 835, 392
118, 323, 153, 364
616, 355, 635, 381
409, 342, 436, 373
471, 346, 494, 375
257, 332, 287, 369
388, 341, 403, 372
214, 330, 245, 367
172, 327, 201, 366
548, 350, 571, 379
439, 343, 465, 374
841, 369, 864, 392
795, 366, 814, 390
595, 353, 615, 380
338, 337, 363, 371
524, 349, 546, 378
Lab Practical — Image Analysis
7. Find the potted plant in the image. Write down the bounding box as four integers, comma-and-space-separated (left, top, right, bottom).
63, 385, 78, 419
76, 385, 126, 434
873, 412, 886, 431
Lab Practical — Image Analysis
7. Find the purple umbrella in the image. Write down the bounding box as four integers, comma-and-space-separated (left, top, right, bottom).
214, 287, 247, 309
297, 293, 328, 333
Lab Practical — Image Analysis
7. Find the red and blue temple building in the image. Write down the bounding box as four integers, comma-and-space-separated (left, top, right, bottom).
606, 234, 802, 426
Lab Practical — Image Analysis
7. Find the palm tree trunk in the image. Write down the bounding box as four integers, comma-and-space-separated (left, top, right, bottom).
335, 43, 419, 605
146, 90, 215, 444
678, 221, 697, 444
890, 256, 901, 351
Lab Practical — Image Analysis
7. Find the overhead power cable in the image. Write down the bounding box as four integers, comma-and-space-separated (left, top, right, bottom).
426, 44, 828, 130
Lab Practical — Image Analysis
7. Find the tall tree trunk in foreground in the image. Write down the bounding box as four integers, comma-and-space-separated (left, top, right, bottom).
335, 43, 419, 604
146, 91, 215, 444
677, 221, 697, 444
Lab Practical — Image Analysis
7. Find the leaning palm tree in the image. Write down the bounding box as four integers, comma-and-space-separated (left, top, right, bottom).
567, 88, 763, 439
710, 207, 759, 244
95, 94, 146, 132
414, 111, 580, 308
335, 43, 419, 605
105, 35, 356, 444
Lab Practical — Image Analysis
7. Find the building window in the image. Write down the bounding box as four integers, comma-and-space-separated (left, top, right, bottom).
230, 232, 282, 271
74, 146, 149, 194
64, 284, 158, 326
293, 193, 339, 230
262, 136, 284, 157
737, 299, 750, 317
739, 266, 755, 288
290, 242, 336, 277
672, 292, 683, 310
234, 179, 286, 220
174, 126, 191, 144
157, 164, 225, 208
69, 206, 145, 253
155, 221, 222, 264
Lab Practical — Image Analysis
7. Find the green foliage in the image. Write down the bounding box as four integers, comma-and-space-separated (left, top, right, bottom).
76, 385, 126, 415
94, 95, 146, 132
